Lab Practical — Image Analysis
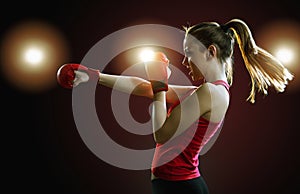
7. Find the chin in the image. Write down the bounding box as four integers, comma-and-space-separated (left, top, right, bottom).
191, 75, 205, 85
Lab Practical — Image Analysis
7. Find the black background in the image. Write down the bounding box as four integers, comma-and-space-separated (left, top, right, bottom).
1, 0, 300, 194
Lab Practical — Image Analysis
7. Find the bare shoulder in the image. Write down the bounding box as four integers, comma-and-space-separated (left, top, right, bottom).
195, 82, 230, 122
166, 84, 197, 104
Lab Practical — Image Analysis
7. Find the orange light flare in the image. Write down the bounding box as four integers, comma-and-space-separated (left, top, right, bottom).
1, 20, 70, 92
255, 19, 300, 92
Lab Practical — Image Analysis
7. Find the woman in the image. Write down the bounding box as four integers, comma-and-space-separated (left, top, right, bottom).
57, 18, 293, 194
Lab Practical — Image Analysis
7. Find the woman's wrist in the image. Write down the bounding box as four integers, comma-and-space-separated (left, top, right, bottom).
150, 80, 168, 94
153, 90, 166, 101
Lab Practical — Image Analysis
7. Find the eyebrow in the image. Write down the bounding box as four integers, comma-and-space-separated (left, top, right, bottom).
184, 47, 192, 54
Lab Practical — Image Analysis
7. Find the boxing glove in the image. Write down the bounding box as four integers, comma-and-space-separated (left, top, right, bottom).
56, 63, 100, 89
144, 52, 170, 94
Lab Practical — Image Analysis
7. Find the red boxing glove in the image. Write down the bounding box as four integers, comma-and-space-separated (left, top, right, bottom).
56, 63, 100, 89
145, 52, 169, 94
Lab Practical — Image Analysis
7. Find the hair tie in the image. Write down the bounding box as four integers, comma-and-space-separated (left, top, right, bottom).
220, 24, 229, 33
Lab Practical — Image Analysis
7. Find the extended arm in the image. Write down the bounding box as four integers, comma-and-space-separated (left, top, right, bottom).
56, 63, 196, 104
99, 73, 153, 98
99, 73, 196, 104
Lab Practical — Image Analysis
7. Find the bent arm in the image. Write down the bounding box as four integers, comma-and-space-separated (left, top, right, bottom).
152, 84, 211, 144
151, 92, 168, 143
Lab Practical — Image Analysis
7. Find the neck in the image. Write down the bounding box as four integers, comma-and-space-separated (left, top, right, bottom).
204, 61, 227, 83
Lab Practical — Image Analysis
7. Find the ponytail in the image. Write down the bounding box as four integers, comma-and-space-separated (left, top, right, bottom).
225, 19, 293, 103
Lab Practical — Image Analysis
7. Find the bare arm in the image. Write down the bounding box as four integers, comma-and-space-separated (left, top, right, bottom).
151, 91, 168, 143
151, 83, 229, 144
98, 72, 197, 104
151, 85, 207, 144
99, 73, 153, 97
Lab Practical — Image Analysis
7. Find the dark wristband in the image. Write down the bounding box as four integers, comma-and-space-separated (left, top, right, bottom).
150, 80, 168, 94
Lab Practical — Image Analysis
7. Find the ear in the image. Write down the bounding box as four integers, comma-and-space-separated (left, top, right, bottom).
207, 45, 217, 58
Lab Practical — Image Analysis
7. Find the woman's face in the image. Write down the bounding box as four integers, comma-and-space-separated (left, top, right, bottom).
182, 34, 208, 81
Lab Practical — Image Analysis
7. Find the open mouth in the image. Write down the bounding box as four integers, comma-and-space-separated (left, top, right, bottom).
183, 62, 194, 79
186, 65, 193, 75
188, 71, 194, 80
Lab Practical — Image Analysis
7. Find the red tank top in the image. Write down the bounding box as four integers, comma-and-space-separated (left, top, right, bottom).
151, 80, 230, 181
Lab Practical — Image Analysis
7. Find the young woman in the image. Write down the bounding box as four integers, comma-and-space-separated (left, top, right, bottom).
57, 18, 293, 194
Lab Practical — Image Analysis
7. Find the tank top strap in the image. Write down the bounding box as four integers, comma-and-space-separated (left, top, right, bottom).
212, 80, 230, 93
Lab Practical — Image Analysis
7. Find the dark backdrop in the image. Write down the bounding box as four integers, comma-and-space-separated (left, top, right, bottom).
1, 0, 299, 194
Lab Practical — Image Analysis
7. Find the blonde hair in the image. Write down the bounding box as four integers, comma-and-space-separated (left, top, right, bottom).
185, 19, 293, 103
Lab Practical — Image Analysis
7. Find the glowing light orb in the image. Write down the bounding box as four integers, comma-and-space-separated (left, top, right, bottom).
275, 47, 294, 65
256, 19, 300, 92
139, 49, 155, 62
0, 20, 69, 92
24, 47, 44, 66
